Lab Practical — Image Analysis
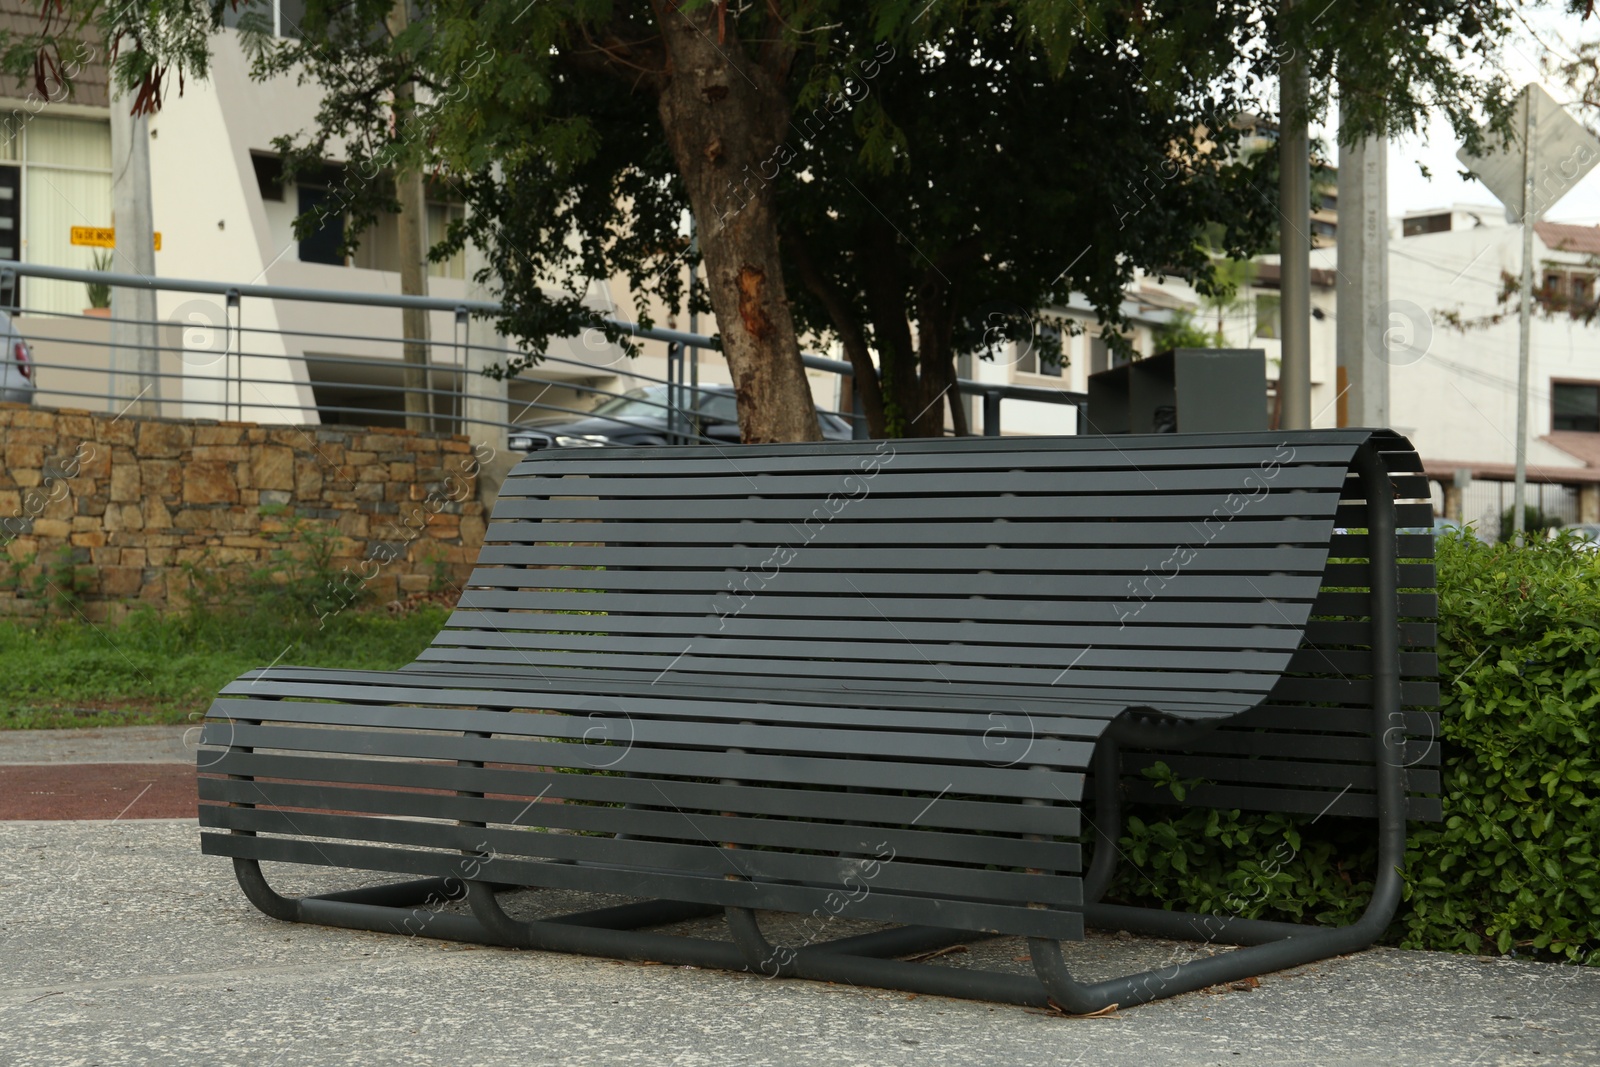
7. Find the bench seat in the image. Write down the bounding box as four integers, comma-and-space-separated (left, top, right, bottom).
198, 429, 1438, 1011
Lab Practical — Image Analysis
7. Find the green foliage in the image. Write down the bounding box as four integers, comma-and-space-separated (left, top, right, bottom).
418, 541, 453, 595
0, 604, 453, 729
1404, 530, 1600, 959
1109, 531, 1600, 964
2, 546, 95, 615
250, 504, 368, 623
176, 506, 367, 631
1153, 311, 1221, 353
0, 503, 428, 728
85, 250, 113, 309
1114, 759, 1376, 927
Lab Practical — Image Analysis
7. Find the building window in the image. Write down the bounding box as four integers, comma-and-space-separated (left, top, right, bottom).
223, 0, 306, 38
1015, 322, 1063, 377
1552, 382, 1600, 433
252, 154, 284, 202
427, 201, 466, 280
1088, 332, 1109, 375
1574, 276, 1592, 304
1255, 293, 1281, 339
347, 199, 468, 277
0, 114, 113, 315
296, 186, 346, 265
1402, 212, 1451, 237
1545, 271, 1564, 296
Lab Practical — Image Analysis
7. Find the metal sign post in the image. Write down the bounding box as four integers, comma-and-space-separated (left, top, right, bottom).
1515, 104, 1535, 541
1458, 83, 1600, 543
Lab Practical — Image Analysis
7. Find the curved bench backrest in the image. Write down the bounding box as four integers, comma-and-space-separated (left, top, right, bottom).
425, 430, 1434, 728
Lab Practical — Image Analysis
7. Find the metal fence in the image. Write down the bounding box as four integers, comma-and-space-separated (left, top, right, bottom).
0, 259, 1084, 447
1459, 478, 1581, 541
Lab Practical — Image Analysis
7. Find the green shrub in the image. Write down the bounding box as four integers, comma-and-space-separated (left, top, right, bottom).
1109, 529, 1600, 963
173, 506, 369, 636
1, 545, 96, 615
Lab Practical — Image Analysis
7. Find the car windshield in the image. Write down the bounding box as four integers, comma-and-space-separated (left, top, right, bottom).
589, 387, 740, 422
590, 387, 672, 419
580, 386, 846, 432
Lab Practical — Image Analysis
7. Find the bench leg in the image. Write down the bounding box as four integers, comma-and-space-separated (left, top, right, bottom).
465, 878, 746, 968
1034, 443, 1413, 1011
1024, 721, 1408, 1012
723, 906, 1053, 1005
232, 858, 503, 943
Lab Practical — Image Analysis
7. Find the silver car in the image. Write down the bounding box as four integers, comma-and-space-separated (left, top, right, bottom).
1562, 523, 1600, 552
0, 310, 34, 404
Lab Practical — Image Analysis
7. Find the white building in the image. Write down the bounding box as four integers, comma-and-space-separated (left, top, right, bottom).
1386, 205, 1600, 531
0, 10, 648, 436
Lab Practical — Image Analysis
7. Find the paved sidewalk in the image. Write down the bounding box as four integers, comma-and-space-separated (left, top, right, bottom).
0, 725, 197, 765
0, 727, 198, 820
2, 820, 1597, 1067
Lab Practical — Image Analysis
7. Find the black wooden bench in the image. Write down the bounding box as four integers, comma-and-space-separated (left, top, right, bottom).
197, 429, 1439, 1012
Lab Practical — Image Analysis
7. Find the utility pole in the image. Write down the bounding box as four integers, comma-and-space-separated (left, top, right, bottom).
1335, 99, 1389, 428
109, 99, 159, 417
1277, 0, 1312, 430
388, 0, 431, 433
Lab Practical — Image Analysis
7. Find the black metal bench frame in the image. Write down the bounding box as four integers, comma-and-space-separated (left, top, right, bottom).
201, 430, 1435, 1012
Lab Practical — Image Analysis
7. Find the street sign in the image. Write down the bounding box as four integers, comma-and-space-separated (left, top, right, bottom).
1457, 83, 1600, 222
70, 226, 162, 251
1456, 83, 1600, 543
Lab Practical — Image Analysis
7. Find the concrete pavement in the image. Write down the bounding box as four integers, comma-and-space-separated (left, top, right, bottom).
0, 725, 198, 765
2, 819, 1597, 1067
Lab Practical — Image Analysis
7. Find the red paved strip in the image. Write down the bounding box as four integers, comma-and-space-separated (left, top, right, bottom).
0, 763, 196, 820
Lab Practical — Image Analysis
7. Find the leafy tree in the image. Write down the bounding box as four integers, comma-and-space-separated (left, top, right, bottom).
1153, 312, 1224, 353
772, 6, 1277, 435
3, 0, 1585, 438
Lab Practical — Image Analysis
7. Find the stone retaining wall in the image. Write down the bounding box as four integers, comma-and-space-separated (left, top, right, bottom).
0, 403, 491, 621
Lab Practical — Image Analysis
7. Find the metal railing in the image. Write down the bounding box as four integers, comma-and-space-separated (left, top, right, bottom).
0, 259, 1085, 444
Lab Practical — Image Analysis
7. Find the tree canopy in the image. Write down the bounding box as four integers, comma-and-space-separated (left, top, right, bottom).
3, 0, 1587, 437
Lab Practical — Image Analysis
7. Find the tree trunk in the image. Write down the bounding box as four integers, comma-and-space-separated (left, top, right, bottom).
653, 3, 820, 443
388, 0, 430, 434
915, 281, 957, 437
857, 225, 921, 437
785, 227, 886, 436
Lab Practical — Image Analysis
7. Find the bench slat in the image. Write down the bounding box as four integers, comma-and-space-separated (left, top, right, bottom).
198, 778, 1080, 871
199, 750, 1082, 836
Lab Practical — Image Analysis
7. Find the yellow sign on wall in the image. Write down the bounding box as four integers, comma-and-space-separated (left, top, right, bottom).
70, 227, 162, 251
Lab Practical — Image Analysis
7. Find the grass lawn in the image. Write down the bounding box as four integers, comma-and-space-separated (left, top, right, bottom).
0, 605, 453, 730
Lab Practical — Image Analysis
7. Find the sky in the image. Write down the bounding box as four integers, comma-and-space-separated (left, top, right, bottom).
1373, 7, 1600, 223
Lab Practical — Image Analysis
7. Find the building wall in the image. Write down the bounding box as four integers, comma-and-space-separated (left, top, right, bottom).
0, 403, 488, 621
1388, 223, 1592, 472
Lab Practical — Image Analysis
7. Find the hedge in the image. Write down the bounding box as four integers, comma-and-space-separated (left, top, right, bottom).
1108, 530, 1600, 964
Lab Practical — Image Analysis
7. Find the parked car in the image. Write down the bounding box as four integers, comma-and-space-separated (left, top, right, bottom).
0, 310, 34, 405
1396, 515, 1490, 544
508, 384, 855, 450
